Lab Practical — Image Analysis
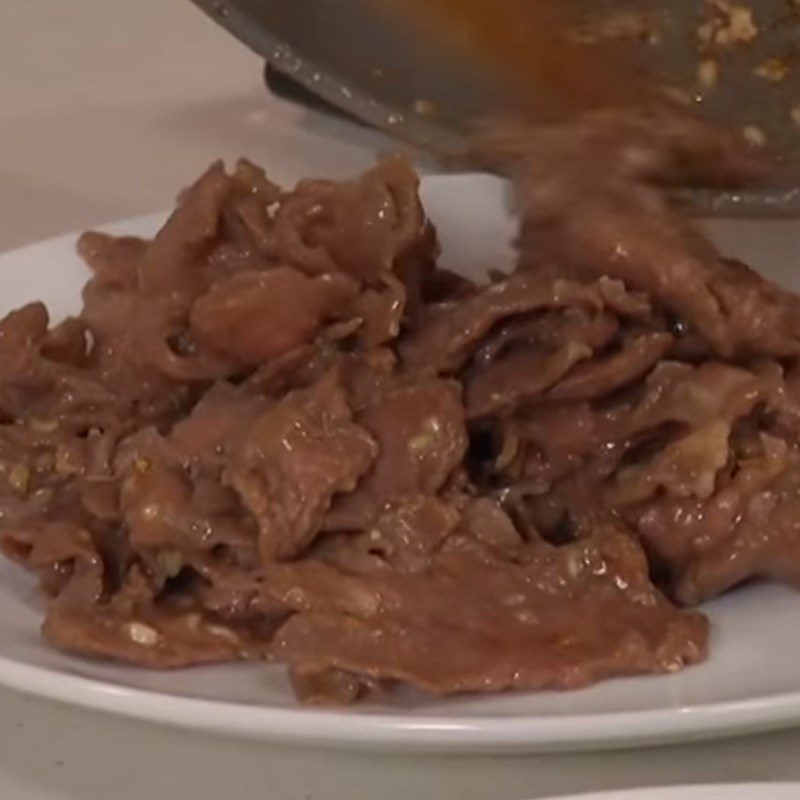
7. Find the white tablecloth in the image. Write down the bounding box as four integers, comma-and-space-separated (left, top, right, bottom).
2, 2, 800, 797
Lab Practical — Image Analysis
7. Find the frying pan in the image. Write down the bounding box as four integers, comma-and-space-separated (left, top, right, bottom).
189, 0, 800, 215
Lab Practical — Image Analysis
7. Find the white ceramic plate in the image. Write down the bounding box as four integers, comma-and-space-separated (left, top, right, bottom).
1, 174, 800, 753
540, 786, 800, 800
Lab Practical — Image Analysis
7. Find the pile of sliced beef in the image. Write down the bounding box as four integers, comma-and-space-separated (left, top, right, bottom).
0, 107, 796, 703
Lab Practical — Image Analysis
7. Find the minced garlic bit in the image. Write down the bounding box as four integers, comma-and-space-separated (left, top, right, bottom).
55, 447, 80, 475
697, 58, 720, 90
134, 457, 151, 474
742, 124, 767, 147
791, 105, 800, 129
408, 417, 442, 455
719, 5, 758, 45
698, 1, 759, 48
754, 57, 789, 84
125, 621, 160, 647
494, 422, 520, 471
8, 464, 30, 495
157, 549, 184, 579
565, 551, 585, 579
205, 623, 240, 644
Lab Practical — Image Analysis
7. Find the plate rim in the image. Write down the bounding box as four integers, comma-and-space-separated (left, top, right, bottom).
4, 647, 800, 751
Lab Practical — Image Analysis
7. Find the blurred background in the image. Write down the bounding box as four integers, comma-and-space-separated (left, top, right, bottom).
0, 1, 408, 252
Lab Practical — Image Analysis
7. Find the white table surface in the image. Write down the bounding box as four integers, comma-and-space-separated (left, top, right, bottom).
2, 2, 800, 798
